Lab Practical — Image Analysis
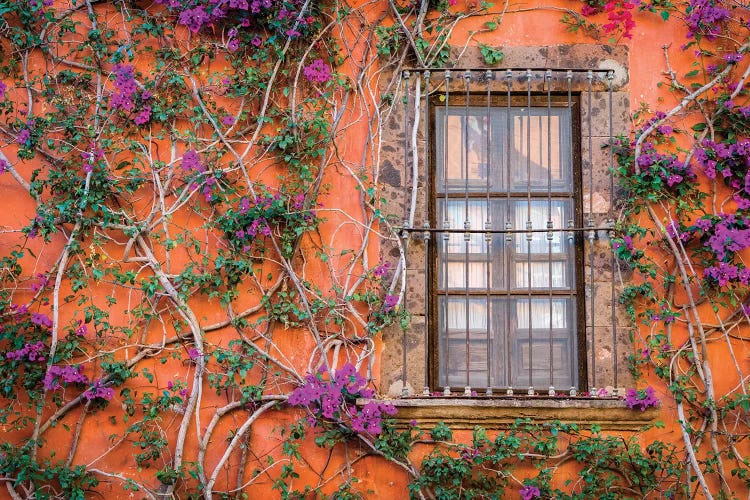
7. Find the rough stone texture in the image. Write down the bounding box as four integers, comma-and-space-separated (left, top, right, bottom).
381, 316, 427, 396
587, 327, 635, 390
582, 134, 622, 208
586, 282, 631, 328
581, 92, 630, 137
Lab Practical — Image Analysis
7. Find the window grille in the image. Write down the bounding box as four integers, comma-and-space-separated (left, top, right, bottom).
396, 68, 620, 398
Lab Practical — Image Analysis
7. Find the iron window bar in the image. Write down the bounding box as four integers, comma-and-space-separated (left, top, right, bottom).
403, 68, 613, 74
397, 67, 619, 399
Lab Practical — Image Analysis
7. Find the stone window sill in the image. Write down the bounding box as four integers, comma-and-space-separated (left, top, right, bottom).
358, 397, 658, 431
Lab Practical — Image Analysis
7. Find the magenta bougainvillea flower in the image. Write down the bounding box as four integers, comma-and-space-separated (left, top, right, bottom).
625, 386, 659, 411
303, 59, 331, 84
288, 363, 396, 435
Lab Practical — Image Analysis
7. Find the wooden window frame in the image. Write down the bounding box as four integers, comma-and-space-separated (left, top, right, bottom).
427, 92, 586, 392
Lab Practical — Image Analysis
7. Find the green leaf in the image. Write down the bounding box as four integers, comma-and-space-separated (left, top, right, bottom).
660, 10, 669, 21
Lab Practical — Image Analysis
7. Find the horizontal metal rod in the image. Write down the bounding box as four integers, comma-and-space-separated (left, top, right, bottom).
403, 68, 613, 75
400, 226, 611, 234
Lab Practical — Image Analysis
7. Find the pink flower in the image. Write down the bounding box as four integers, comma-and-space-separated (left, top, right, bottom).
31, 312, 52, 328
221, 115, 236, 126
227, 38, 240, 52
75, 321, 87, 336
85, 379, 114, 401
303, 59, 331, 84
382, 294, 399, 312
373, 262, 390, 277
134, 105, 151, 125
17, 129, 31, 145
581, 4, 598, 15
520, 485, 541, 500
182, 150, 204, 172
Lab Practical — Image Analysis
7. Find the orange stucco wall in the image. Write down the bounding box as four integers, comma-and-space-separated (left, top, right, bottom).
0, 0, 748, 497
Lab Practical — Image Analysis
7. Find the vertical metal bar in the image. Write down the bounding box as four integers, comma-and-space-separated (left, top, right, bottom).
526, 69, 533, 392
546, 70, 554, 394
423, 71, 431, 397
442, 70, 451, 395
505, 70, 513, 391
587, 70, 596, 392
608, 70, 617, 392
403, 72, 411, 229
401, 71, 411, 398
463, 71, 471, 394
485, 70, 493, 396
566, 70, 576, 395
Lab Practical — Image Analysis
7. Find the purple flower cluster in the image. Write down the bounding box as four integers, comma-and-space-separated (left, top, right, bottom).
230, 195, 280, 247
636, 142, 694, 189
157, 0, 311, 39
691, 213, 750, 258
292, 193, 305, 210
703, 215, 750, 261
460, 447, 481, 460
17, 119, 35, 146
685, 0, 730, 40
288, 363, 396, 435
30, 312, 52, 328
81, 142, 105, 174
201, 176, 218, 202
303, 59, 332, 84
695, 140, 750, 200
74, 321, 87, 336
226, 28, 240, 51
519, 485, 541, 500
110, 65, 152, 125
111, 65, 138, 112
704, 262, 750, 287
0, 80, 6, 99
178, 5, 211, 32
372, 261, 391, 278
382, 294, 400, 312
6, 341, 46, 362
181, 149, 206, 172
43, 365, 89, 391
624, 386, 659, 411
649, 303, 678, 324
134, 106, 152, 125
30, 272, 49, 292
85, 379, 114, 401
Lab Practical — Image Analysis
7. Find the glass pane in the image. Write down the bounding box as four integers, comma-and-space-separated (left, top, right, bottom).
515, 298, 569, 330
446, 262, 489, 288
512, 200, 573, 289
509, 107, 572, 192
438, 297, 506, 388
435, 107, 505, 192
512, 338, 573, 388
514, 261, 567, 288
437, 199, 504, 290
511, 298, 576, 388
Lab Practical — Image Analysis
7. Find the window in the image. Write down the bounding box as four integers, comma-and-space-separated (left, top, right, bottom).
430, 91, 583, 392
377, 53, 632, 401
